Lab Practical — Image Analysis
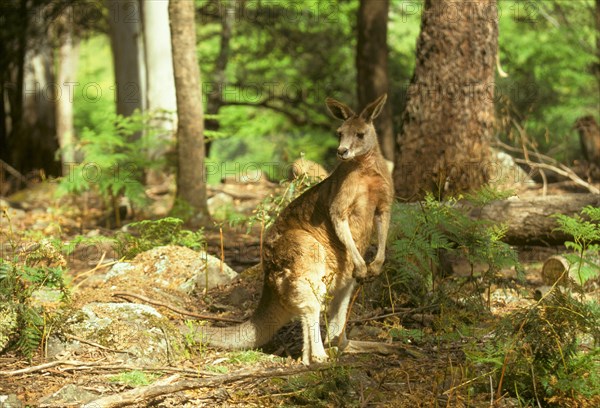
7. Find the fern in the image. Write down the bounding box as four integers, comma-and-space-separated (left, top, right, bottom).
386, 189, 520, 308
553, 206, 600, 289
57, 110, 170, 223
487, 289, 600, 405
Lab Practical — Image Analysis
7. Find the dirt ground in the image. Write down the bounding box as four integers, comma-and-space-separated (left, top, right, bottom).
0, 179, 597, 407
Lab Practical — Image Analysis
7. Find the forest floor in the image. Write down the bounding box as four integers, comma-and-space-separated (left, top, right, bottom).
0, 178, 598, 407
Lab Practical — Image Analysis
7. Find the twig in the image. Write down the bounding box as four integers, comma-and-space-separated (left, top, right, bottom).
513, 159, 600, 194
82, 363, 344, 408
112, 291, 243, 323
0, 158, 28, 183
0, 359, 222, 377
0, 360, 106, 376
64, 333, 135, 356
494, 139, 600, 194
349, 305, 437, 323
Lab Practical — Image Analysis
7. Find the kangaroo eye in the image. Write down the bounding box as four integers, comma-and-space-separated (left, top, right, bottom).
336, 131, 342, 138
356, 132, 365, 139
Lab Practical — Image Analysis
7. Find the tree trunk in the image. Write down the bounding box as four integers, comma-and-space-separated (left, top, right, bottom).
469, 194, 600, 245
169, 0, 210, 224
393, 0, 497, 201
141, 0, 177, 184
205, 0, 234, 158
107, 0, 146, 119
56, 20, 80, 176
356, 0, 394, 161
17, 27, 60, 176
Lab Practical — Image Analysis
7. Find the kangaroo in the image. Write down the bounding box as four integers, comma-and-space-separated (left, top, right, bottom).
196, 94, 394, 365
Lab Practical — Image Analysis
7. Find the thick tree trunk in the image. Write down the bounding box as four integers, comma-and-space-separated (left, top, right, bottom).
169, 0, 210, 223
393, 0, 497, 201
56, 23, 80, 176
107, 0, 146, 119
356, 0, 394, 161
469, 194, 600, 245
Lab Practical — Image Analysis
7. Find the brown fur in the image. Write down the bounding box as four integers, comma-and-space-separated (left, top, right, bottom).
197, 95, 394, 364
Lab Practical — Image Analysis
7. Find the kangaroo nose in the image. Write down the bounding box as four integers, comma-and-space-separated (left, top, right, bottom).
337, 147, 350, 159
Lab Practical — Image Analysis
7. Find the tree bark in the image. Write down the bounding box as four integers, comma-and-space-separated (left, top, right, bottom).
107, 0, 146, 119
141, 0, 177, 184
356, 0, 394, 161
469, 194, 600, 245
393, 0, 497, 201
56, 18, 80, 176
205, 0, 234, 158
169, 0, 210, 224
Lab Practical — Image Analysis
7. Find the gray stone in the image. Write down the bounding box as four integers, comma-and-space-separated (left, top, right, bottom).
48, 302, 185, 366
0, 394, 24, 408
38, 384, 98, 406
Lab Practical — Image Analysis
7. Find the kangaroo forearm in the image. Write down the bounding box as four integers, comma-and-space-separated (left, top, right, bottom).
333, 217, 365, 266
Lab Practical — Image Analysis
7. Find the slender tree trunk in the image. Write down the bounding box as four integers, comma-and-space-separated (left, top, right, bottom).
107, 0, 146, 119
169, 0, 210, 224
595, 0, 600, 109
356, 0, 394, 161
205, 0, 234, 158
141, 0, 177, 184
393, 0, 497, 201
56, 20, 80, 176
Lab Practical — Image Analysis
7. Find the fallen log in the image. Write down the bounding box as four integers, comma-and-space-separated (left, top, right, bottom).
468, 193, 600, 245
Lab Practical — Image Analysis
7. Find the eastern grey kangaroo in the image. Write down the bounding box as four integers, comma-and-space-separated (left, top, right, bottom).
197, 94, 394, 364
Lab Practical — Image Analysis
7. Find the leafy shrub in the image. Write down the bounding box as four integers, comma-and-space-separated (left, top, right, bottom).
385, 188, 520, 309
481, 290, 599, 406
246, 170, 320, 232
113, 217, 205, 259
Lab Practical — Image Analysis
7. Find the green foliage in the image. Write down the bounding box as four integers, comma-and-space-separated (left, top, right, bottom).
279, 366, 354, 407
0, 240, 69, 359
113, 217, 205, 259
245, 171, 320, 232
58, 110, 169, 221
480, 290, 599, 406
109, 370, 160, 387
553, 206, 600, 288
386, 189, 520, 308
497, 0, 598, 162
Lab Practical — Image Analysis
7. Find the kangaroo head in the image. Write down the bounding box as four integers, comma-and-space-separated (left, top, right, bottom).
325, 94, 387, 161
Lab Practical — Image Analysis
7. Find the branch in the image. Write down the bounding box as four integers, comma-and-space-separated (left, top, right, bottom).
83, 363, 341, 408
112, 291, 243, 323
493, 139, 600, 194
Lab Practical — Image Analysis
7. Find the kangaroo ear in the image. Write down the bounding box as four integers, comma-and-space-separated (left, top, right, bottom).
325, 97, 355, 121
359, 94, 387, 122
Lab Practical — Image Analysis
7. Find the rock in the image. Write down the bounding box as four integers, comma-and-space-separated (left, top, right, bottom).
207, 192, 234, 218
288, 158, 328, 181
0, 394, 23, 408
105, 245, 238, 294
488, 148, 535, 190
0, 305, 17, 352
38, 384, 99, 406
30, 288, 64, 311
47, 302, 185, 366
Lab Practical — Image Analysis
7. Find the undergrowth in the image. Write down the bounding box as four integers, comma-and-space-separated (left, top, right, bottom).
112, 217, 206, 259
385, 187, 520, 313
57, 110, 168, 227
0, 231, 70, 359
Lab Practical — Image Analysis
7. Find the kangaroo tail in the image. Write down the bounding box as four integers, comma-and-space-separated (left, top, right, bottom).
191, 283, 291, 350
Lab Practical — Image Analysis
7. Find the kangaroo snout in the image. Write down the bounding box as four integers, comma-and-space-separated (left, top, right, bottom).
337, 146, 351, 160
